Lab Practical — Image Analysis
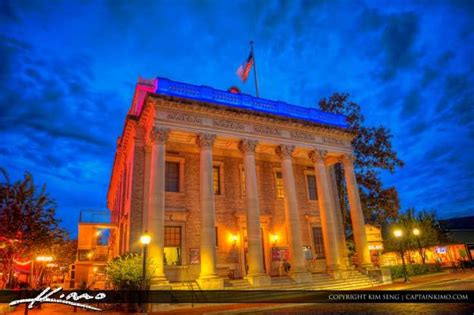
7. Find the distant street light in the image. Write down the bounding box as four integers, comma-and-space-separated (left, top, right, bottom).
393, 229, 403, 238
393, 229, 409, 283
413, 228, 424, 264
140, 232, 151, 290
36, 256, 53, 262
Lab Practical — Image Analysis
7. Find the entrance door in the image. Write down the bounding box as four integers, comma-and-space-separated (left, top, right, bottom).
241, 228, 267, 275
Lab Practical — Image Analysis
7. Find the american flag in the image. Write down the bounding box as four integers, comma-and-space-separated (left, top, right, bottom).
236, 51, 254, 83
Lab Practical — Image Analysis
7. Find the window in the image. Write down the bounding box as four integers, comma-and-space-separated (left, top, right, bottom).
96, 229, 110, 246
213, 166, 221, 195
77, 250, 93, 261
215, 226, 219, 247
275, 171, 284, 198
306, 174, 317, 200
165, 161, 180, 192
312, 227, 325, 259
164, 226, 182, 265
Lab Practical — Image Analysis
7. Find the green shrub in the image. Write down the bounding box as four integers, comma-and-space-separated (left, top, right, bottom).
389, 263, 442, 279
105, 252, 156, 289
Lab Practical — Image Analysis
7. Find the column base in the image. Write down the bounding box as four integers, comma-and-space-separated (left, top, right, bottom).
150, 275, 170, 290
196, 275, 224, 290
289, 271, 313, 283
247, 273, 271, 287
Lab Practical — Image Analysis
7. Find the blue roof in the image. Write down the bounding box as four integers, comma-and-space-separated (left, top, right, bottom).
153, 77, 348, 129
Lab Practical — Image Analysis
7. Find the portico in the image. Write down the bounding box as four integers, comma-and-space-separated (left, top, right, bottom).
107, 77, 372, 289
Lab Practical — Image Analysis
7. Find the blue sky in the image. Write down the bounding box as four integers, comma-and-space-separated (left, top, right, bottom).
1, 0, 473, 236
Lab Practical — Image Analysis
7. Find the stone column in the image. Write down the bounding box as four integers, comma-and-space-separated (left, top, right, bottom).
327, 165, 349, 267
342, 154, 372, 267
308, 150, 342, 273
276, 145, 312, 283
239, 139, 271, 287
147, 127, 170, 288
196, 133, 224, 289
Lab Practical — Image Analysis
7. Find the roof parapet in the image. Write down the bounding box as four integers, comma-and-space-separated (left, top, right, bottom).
130, 77, 348, 129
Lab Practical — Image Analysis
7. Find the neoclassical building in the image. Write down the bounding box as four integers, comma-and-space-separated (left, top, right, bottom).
107, 77, 372, 289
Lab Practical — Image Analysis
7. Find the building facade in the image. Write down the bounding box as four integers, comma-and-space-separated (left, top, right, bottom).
107, 77, 373, 289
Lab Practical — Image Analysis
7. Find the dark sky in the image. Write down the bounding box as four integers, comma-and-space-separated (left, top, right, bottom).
1, 0, 473, 237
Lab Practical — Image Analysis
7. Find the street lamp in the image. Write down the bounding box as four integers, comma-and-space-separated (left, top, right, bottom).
413, 228, 424, 264
140, 232, 151, 290
393, 229, 409, 283
36, 256, 53, 262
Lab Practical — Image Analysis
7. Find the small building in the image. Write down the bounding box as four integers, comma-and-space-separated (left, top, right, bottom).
380, 216, 474, 267
440, 216, 474, 262
70, 210, 117, 289
365, 225, 384, 266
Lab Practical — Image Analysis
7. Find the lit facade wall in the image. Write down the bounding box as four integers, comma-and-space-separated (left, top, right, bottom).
107, 77, 371, 286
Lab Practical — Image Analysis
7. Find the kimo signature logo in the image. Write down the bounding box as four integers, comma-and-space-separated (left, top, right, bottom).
9, 287, 106, 311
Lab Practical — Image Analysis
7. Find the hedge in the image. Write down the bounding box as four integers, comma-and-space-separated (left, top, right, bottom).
389, 263, 442, 279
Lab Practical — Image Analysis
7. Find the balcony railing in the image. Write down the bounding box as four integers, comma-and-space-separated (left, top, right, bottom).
136, 77, 348, 128
77, 246, 110, 262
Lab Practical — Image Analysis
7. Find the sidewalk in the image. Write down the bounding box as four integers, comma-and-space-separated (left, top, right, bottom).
369, 269, 474, 290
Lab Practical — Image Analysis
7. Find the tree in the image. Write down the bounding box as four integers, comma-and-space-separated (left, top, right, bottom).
383, 208, 446, 264
32, 239, 77, 288
0, 168, 67, 288
318, 93, 404, 226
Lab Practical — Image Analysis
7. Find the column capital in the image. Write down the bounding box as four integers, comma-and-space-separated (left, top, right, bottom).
275, 145, 295, 160
197, 133, 216, 149
308, 149, 328, 164
341, 153, 356, 166
150, 127, 170, 144
239, 139, 258, 154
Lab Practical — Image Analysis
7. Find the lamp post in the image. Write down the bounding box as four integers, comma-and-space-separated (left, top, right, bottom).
393, 229, 409, 283
140, 232, 151, 290
413, 228, 424, 264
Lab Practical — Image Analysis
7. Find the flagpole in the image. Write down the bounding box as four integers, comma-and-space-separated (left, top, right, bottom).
250, 41, 259, 97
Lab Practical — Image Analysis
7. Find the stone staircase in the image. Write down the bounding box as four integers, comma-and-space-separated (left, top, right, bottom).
169, 271, 379, 291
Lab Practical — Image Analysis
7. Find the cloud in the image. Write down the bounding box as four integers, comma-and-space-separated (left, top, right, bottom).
1, 0, 473, 232
380, 12, 420, 80
400, 89, 422, 120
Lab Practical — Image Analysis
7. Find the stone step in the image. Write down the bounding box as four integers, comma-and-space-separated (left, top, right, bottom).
170, 271, 379, 291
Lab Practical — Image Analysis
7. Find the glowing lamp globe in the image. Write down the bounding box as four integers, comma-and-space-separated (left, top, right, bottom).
140, 233, 151, 245
393, 229, 403, 238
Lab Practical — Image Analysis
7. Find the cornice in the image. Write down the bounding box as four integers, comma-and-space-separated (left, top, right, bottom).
150, 95, 354, 141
